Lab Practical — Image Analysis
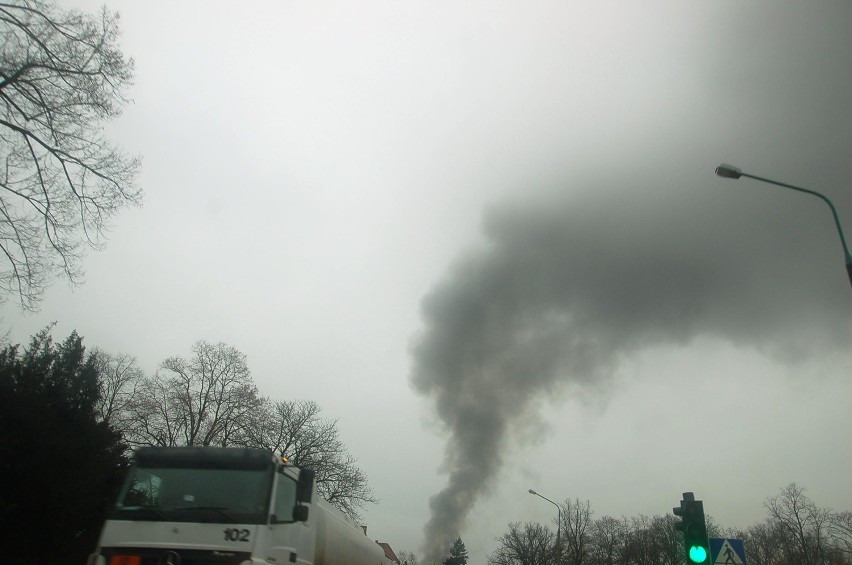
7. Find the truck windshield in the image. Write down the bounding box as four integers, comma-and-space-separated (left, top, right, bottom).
113, 462, 274, 524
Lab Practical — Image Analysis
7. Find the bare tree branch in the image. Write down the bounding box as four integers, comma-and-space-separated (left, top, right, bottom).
0, 0, 140, 310
236, 398, 377, 520
91, 349, 143, 426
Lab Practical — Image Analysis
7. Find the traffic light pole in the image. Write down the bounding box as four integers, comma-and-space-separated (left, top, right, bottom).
673, 492, 710, 564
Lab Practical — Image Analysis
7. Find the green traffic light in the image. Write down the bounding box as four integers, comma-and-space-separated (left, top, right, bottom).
689, 545, 708, 563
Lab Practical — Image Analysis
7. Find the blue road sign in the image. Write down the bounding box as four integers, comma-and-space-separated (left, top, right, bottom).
710, 538, 747, 565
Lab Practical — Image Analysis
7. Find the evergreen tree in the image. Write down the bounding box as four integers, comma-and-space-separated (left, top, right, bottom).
445, 537, 469, 565
0, 328, 129, 564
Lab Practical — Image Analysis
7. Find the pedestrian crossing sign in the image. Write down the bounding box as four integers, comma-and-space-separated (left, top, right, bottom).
709, 538, 747, 565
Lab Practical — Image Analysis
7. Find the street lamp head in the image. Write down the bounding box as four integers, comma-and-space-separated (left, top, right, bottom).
711, 163, 852, 287
715, 164, 742, 179
528, 489, 537, 495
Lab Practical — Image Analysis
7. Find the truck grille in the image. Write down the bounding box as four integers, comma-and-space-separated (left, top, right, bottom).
100, 547, 251, 565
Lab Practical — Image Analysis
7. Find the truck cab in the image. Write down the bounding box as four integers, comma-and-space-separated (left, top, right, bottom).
89, 446, 393, 565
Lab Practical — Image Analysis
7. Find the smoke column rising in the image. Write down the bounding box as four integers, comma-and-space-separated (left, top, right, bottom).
410, 184, 851, 563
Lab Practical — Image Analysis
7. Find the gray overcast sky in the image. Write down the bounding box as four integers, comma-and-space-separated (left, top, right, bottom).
4, 1, 852, 562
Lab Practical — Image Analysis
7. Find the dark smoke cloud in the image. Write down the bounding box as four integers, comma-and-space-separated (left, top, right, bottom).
410, 181, 851, 562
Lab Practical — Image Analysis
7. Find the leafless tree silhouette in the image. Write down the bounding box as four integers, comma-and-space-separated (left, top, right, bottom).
0, 0, 140, 309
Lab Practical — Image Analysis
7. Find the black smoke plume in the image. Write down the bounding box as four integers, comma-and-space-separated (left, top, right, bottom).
410, 182, 850, 562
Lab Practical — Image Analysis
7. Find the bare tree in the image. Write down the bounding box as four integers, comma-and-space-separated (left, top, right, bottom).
589, 515, 629, 565
560, 498, 594, 565
647, 515, 681, 565
125, 368, 192, 447
0, 0, 141, 310
398, 550, 418, 565
622, 515, 664, 565
92, 349, 143, 428
126, 341, 262, 447
831, 512, 852, 559
238, 399, 377, 519
241, 399, 338, 460
489, 522, 556, 565
766, 483, 832, 565
736, 520, 786, 565
314, 450, 376, 519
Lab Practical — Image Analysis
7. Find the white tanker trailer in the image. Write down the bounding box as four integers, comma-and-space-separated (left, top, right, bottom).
88, 446, 397, 565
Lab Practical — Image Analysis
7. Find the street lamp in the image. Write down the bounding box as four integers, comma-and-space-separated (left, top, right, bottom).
715, 163, 852, 288
529, 488, 562, 561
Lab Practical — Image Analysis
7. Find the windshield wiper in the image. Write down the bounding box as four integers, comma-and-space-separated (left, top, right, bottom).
113, 506, 166, 520
174, 506, 239, 523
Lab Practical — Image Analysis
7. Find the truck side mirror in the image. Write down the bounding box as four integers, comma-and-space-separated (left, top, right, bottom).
296, 469, 315, 503
293, 505, 309, 522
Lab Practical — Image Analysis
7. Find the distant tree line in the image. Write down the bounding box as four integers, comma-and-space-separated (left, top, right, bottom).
0, 328, 376, 565
488, 488, 851, 565
398, 537, 469, 565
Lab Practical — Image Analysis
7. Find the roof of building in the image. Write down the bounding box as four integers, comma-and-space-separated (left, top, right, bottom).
376, 541, 399, 563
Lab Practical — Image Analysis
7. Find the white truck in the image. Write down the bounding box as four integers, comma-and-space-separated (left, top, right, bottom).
88, 446, 397, 565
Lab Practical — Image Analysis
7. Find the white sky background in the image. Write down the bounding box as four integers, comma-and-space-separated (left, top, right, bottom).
4, 1, 852, 562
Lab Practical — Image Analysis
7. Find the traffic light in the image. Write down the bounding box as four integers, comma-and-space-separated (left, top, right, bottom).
673, 492, 710, 564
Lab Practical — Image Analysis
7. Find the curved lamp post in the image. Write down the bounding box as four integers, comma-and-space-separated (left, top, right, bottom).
715, 164, 852, 288
529, 488, 562, 561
